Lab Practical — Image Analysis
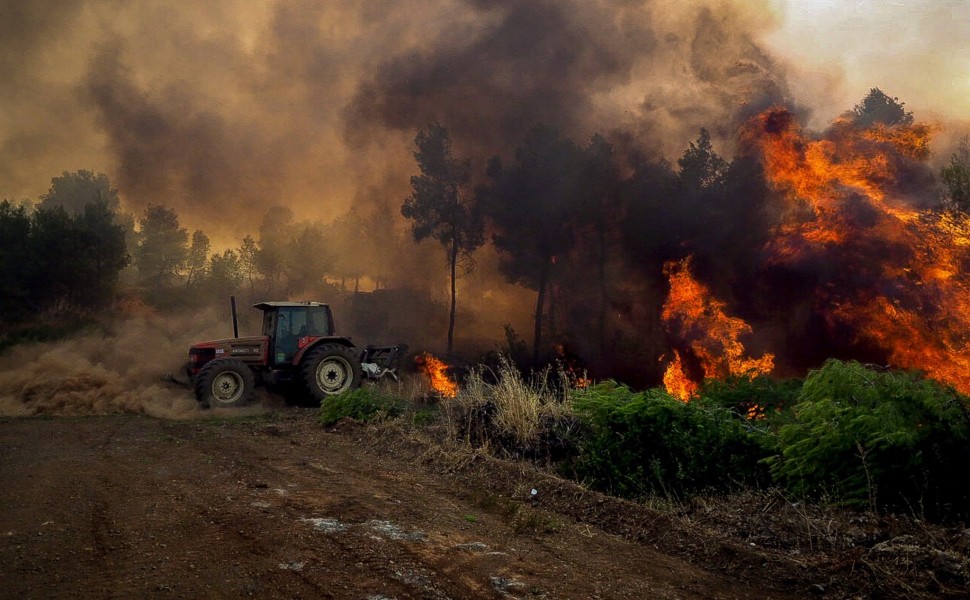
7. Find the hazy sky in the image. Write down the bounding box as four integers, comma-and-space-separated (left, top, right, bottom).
766, 0, 970, 127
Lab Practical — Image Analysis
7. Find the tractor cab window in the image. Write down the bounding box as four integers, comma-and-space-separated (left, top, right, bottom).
272, 306, 332, 364
274, 308, 302, 363
262, 310, 275, 337
302, 306, 331, 336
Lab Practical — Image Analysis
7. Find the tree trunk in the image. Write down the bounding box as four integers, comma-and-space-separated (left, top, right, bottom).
532, 259, 550, 364
597, 216, 607, 351
447, 238, 459, 355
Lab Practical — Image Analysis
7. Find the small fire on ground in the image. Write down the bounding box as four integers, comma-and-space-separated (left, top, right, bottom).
554, 344, 590, 388
416, 353, 458, 398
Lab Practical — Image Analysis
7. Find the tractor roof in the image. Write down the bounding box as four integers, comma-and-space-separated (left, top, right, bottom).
252, 301, 330, 310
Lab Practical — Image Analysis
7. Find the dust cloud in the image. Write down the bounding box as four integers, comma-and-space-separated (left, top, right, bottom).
0, 307, 278, 419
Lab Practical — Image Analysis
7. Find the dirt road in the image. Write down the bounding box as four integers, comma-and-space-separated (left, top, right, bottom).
0, 411, 796, 599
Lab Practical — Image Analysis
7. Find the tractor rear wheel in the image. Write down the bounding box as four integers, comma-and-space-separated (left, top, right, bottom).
194, 358, 256, 408
302, 344, 362, 403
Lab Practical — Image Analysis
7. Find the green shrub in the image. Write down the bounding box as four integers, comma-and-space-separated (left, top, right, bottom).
318, 387, 405, 426
767, 360, 970, 519
699, 373, 802, 419
568, 382, 771, 499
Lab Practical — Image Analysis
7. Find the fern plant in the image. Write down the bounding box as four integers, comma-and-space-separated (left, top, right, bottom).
318, 388, 404, 426
569, 382, 770, 499
767, 360, 970, 519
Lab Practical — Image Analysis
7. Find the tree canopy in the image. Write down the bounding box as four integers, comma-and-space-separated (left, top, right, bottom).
942, 135, 970, 212
677, 128, 728, 192
0, 198, 128, 316
135, 204, 189, 290
479, 125, 586, 361
851, 88, 914, 128
39, 170, 120, 215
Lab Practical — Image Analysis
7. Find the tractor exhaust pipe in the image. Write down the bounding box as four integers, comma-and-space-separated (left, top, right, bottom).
230, 295, 239, 339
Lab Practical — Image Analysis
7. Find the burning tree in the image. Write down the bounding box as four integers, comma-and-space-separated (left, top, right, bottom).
740, 98, 970, 394
402, 124, 484, 355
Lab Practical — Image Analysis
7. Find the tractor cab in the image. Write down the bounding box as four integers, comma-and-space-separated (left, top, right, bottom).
255, 302, 337, 365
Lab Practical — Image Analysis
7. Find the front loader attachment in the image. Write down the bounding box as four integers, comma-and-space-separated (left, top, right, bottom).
360, 344, 409, 381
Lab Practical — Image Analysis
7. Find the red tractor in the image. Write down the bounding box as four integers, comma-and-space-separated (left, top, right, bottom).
185, 300, 406, 408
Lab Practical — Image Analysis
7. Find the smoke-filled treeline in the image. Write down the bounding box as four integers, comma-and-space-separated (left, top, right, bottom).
5, 87, 970, 394
4, 1, 970, 397
0, 168, 457, 352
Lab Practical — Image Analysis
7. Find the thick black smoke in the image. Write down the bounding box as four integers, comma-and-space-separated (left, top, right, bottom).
345, 0, 654, 154
346, 1, 788, 163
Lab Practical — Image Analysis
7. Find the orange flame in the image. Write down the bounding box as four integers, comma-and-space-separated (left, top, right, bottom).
743, 108, 970, 393
662, 350, 698, 401
417, 353, 458, 398
661, 258, 775, 401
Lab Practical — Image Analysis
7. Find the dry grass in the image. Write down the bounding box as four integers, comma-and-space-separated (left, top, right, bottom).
443, 356, 574, 450
373, 372, 434, 402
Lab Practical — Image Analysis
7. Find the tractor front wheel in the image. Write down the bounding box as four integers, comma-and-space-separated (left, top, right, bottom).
194, 358, 256, 408
302, 344, 362, 403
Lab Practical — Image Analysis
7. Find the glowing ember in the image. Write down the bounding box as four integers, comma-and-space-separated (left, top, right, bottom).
554, 343, 590, 388
661, 258, 775, 401
417, 353, 458, 398
743, 107, 970, 394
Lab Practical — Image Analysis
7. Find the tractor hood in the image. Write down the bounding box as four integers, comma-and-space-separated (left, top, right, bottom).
188, 336, 269, 365
190, 335, 267, 351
